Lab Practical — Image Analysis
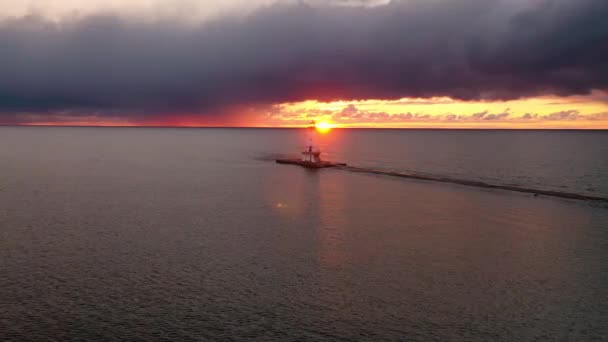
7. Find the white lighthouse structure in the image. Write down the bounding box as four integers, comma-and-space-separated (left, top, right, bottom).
302, 121, 322, 164
275, 120, 345, 168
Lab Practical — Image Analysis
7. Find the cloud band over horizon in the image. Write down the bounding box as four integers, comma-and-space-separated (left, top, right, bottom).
0, 0, 607, 127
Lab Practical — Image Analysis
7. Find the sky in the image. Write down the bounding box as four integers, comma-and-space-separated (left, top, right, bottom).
0, 0, 607, 128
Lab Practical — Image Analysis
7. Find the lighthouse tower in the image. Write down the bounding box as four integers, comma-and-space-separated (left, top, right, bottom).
302, 121, 322, 163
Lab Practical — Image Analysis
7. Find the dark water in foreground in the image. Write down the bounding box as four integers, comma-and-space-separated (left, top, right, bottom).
1, 127, 608, 341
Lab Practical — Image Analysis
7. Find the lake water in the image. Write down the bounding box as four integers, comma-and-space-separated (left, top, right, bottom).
1, 127, 607, 341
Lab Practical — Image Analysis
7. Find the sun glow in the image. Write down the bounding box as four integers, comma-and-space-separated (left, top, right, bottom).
315, 121, 333, 133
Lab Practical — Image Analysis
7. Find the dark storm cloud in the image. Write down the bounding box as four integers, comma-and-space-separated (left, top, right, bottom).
0, 0, 607, 121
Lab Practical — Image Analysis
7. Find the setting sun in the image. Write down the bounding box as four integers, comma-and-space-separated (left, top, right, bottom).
315, 121, 333, 134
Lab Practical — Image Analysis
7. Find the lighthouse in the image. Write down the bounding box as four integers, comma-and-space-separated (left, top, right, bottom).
302, 121, 322, 163
275, 120, 346, 168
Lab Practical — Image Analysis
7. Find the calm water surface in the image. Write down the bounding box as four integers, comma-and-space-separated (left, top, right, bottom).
1, 127, 607, 341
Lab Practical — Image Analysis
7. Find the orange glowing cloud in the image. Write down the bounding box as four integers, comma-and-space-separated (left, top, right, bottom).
260, 92, 608, 129
4, 93, 607, 129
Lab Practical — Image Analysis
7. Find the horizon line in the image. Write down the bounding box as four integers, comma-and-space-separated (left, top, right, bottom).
1, 124, 607, 131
